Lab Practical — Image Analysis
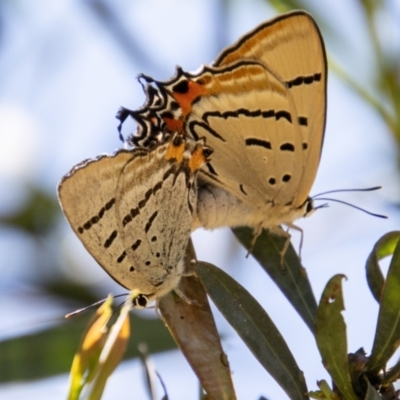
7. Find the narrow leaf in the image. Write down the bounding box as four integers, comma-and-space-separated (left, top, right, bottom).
382, 356, 400, 383
365, 231, 400, 302
0, 307, 176, 383
315, 275, 357, 400
137, 343, 170, 400
363, 377, 382, 400
159, 240, 236, 400
233, 227, 317, 333
196, 261, 308, 400
87, 296, 131, 400
368, 237, 400, 374
67, 295, 112, 400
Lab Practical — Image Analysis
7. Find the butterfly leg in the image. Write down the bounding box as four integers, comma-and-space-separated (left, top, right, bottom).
284, 223, 304, 261
266, 226, 291, 270
246, 223, 263, 258
173, 288, 200, 307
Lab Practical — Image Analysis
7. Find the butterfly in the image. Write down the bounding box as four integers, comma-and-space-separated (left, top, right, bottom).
117, 10, 327, 252
117, 11, 327, 250
58, 134, 213, 307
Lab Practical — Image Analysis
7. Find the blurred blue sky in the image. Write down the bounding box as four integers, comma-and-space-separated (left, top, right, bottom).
0, 0, 400, 399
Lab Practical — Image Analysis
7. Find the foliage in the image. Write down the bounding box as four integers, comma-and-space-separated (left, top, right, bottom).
63, 230, 400, 399
193, 230, 400, 399
1, 1, 400, 399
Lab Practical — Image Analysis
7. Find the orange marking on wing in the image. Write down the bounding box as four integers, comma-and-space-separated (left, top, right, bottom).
165, 136, 185, 162
188, 146, 208, 173
173, 81, 208, 116
163, 117, 184, 133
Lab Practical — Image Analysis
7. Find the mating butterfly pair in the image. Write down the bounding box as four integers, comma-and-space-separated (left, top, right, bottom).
58, 10, 327, 306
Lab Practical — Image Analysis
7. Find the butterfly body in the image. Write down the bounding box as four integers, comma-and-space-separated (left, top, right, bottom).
118, 10, 327, 236
194, 184, 312, 231
58, 134, 212, 306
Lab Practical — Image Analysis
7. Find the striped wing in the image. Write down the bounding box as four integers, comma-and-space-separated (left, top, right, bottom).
213, 10, 327, 205
183, 61, 304, 208
122, 11, 327, 224
58, 137, 201, 297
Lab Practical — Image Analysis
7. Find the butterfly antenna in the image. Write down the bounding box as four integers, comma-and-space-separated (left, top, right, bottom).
314, 203, 329, 211
65, 293, 128, 318
314, 197, 387, 219
312, 186, 382, 198
108, 299, 129, 322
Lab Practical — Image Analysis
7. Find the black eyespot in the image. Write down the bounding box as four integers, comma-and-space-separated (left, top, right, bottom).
269, 177, 276, 185
173, 135, 183, 147
203, 147, 213, 158
145, 261, 151, 266
282, 174, 291, 182
129, 266, 135, 272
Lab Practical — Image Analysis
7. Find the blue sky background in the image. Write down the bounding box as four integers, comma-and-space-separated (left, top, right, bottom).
0, 0, 399, 399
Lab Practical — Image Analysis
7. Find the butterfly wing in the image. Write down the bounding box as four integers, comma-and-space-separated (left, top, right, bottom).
123, 11, 327, 228
214, 10, 327, 206
114, 139, 198, 289
183, 61, 304, 209
58, 137, 207, 298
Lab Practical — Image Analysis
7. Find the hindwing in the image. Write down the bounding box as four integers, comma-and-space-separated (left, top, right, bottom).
58, 135, 212, 301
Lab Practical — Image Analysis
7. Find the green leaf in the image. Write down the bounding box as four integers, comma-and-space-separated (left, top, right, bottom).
266, 0, 309, 13
160, 241, 236, 400
0, 186, 59, 235
366, 231, 400, 302
382, 356, 400, 383
315, 275, 357, 400
308, 380, 340, 399
0, 311, 176, 383
348, 348, 369, 396
363, 378, 382, 400
368, 237, 400, 374
233, 227, 317, 333
195, 261, 308, 400
86, 297, 131, 400
68, 296, 112, 400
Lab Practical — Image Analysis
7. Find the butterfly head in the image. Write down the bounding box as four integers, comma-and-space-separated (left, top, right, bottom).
131, 293, 150, 309
129, 289, 161, 309
303, 197, 316, 218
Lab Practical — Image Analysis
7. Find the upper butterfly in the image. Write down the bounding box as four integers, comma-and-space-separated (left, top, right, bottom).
117, 10, 327, 242
58, 134, 212, 307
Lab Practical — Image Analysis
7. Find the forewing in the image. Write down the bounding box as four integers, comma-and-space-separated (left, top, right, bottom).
214, 11, 327, 206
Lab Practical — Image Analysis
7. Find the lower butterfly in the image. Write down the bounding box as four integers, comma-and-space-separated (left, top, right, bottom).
58, 134, 213, 307
118, 10, 327, 249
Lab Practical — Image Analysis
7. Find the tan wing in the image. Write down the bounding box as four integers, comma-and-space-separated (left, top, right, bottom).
58, 136, 210, 296
114, 146, 197, 286
214, 10, 327, 206
184, 61, 304, 208
123, 11, 326, 214
58, 148, 165, 292
59, 139, 195, 294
